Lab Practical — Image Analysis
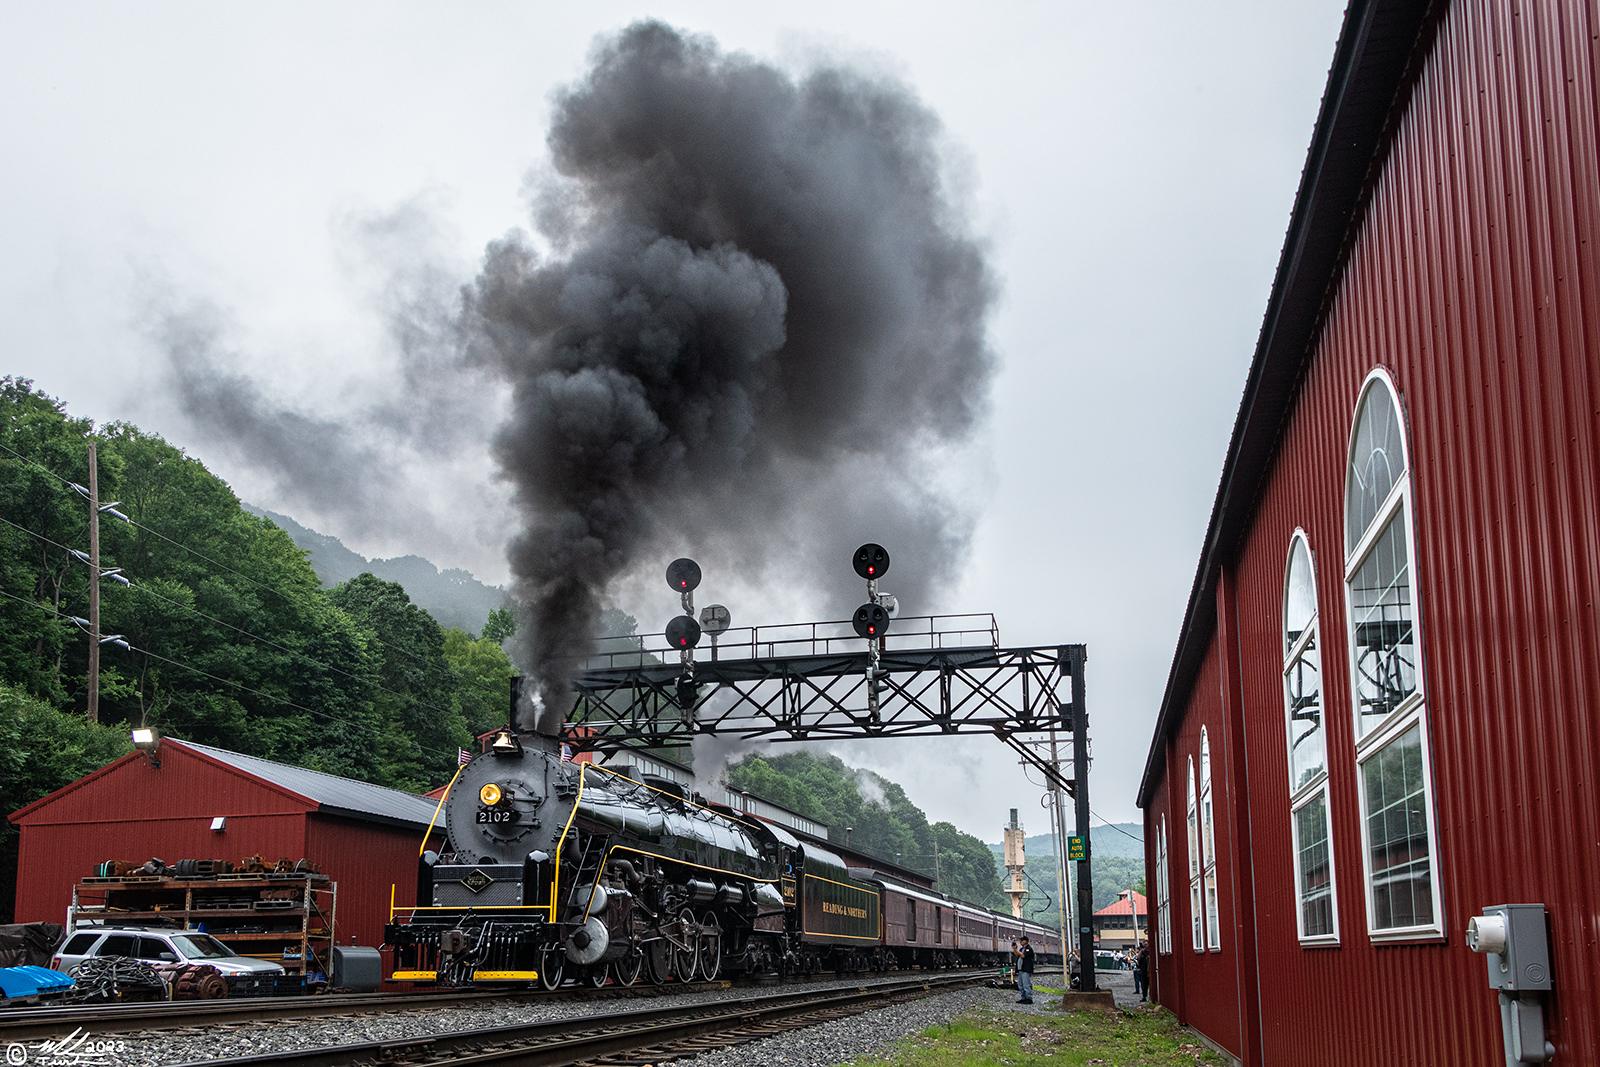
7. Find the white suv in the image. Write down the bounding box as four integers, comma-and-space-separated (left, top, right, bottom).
53, 927, 287, 996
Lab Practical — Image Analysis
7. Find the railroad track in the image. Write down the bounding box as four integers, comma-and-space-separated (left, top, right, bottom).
0, 967, 1013, 1044
161, 971, 993, 1067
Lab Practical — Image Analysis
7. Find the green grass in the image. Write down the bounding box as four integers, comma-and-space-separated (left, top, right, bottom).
856, 1004, 1227, 1066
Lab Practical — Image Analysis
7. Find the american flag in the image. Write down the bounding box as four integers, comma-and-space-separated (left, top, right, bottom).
560, 743, 573, 763
458, 748, 473, 766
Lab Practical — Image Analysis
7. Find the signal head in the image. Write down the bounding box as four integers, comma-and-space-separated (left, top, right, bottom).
699, 604, 732, 635
853, 543, 890, 581
665, 615, 702, 649
852, 602, 891, 639
666, 557, 702, 593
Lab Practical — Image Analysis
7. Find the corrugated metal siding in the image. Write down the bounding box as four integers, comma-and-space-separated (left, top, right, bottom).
12, 748, 314, 926
304, 816, 441, 951
1165, 631, 1242, 1055
1173, 0, 1600, 1062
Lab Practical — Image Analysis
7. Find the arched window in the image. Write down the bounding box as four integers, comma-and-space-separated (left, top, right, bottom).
1157, 816, 1172, 954
1284, 532, 1337, 942
1344, 371, 1441, 938
1200, 728, 1219, 951
1186, 757, 1202, 952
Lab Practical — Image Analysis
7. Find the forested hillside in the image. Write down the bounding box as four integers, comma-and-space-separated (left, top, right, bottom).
247, 506, 508, 636
722, 751, 1009, 918
0, 378, 521, 920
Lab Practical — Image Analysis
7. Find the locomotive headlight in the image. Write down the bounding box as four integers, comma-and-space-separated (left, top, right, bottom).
479, 782, 503, 806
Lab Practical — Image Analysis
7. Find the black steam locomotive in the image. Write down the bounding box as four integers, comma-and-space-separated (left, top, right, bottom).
386, 724, 1062, 987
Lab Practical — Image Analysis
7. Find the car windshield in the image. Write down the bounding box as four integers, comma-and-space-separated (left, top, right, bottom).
171, 934, 237, 959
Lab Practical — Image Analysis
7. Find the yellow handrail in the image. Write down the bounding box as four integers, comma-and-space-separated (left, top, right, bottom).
421, 763, 466, 856
549, 762, 585, 921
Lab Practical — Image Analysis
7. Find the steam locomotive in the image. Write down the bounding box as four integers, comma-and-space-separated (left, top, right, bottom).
386, 721, 1062, 987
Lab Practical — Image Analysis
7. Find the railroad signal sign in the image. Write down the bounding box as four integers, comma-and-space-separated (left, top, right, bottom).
1067, 836, 1086, 861
853, 543, 890, 581
853, 603, 890, 639
665, 615, 702, 649
666, 558, 702, 593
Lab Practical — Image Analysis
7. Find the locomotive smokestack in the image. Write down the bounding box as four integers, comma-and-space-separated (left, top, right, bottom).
466, 21, 997, 733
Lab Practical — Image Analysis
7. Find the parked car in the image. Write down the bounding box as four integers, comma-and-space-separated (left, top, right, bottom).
52, 927, 285, 996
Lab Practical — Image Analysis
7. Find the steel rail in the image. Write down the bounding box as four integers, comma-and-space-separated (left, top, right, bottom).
0, 966, 1004, 1043
162, 972, 993, 1067
0, 981, 728, 1042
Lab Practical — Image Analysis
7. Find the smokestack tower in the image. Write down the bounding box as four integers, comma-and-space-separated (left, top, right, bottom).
1003, 808, 1027, 918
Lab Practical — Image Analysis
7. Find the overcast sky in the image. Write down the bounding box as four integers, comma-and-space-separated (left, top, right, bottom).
2, 1, 1349, 843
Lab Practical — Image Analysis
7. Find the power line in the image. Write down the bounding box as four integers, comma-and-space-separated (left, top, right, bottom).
0, 585, 415, 750
0, 457, 489, 708
0, 513, 470, 726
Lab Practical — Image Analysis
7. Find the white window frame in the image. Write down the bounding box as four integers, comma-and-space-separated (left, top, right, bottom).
1344, 369, 1443, 941
1284, 530, 1340, 945
1200, 728, 1220, 951
1187, 757, 1203, 952
1157, 816, 1172, 955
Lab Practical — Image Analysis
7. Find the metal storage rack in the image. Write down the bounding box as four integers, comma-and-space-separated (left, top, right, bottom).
69, 874, 337, 991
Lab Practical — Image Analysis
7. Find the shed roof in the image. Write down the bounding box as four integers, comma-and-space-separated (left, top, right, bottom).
1137, 0, 1434, 807
1095, 890, 1149, 917
168, 741, 440, 829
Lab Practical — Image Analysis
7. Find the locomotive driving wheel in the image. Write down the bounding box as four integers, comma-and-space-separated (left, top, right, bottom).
698, 911, 723, 981
538, 943, 565, 990
644, 935, 671, 985
582, 964, 608, 988
613, 946, 645, 986
672, 907, 700, 983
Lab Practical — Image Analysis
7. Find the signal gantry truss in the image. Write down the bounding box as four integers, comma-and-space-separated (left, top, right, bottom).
566, 618, 1086, 795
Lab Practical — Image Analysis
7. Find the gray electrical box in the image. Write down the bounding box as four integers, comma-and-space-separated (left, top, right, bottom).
331, 945, 382, 992
1468, 904, 1552, 992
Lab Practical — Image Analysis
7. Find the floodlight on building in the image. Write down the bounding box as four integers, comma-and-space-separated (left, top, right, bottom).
132, 727, 161, 768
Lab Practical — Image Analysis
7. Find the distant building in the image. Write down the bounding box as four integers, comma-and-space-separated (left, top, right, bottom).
1138, 0, 1600, 1063
1092, 889, 1148, 953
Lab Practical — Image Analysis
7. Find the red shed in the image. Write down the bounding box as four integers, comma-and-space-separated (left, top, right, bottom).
7, 739, 443, 953
1138, 0, 1599, 1063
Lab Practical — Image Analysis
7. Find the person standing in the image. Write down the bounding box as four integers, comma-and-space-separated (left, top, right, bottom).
1014, 936, 1035, 1004
1134, 943, 1150, 1002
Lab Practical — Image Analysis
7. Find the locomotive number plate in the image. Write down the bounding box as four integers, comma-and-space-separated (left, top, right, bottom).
476, 808, 519, 824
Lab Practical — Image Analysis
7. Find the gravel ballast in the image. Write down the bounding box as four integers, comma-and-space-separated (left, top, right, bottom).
67, 974, 1006, 1066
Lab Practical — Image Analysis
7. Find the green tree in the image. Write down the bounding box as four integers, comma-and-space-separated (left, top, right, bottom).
0, 682, 132, 922
329, 574, 471, 791
443, 627, 515, 736
481, 606, 517, 644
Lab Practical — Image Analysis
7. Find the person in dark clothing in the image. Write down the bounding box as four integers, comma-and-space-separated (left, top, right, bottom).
1134, 943, 1150, 1002
1014, 936, 1035, 1003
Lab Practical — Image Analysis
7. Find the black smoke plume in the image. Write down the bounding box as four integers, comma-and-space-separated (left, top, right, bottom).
467, 22, 997, 733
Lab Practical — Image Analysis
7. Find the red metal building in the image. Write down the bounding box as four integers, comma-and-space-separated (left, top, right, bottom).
1138, 0, 1599, 1063
8, 739, 443, 952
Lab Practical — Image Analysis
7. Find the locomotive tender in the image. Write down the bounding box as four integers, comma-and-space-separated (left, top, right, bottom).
387, 723, 1063, 987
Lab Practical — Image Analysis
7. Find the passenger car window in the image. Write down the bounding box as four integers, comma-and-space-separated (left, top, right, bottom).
137, 936, 177, 961
96, 934, 137, 957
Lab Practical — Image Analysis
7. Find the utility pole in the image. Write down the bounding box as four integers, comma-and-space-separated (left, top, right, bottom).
86, 440, 100, 724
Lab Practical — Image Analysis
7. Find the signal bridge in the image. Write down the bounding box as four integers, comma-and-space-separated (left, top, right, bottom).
568, 615, 1085, 797
561, 545, 1098, 991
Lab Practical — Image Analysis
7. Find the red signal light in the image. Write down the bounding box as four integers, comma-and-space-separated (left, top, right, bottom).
853, 603, 890, 640
853, 544, 890, 581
